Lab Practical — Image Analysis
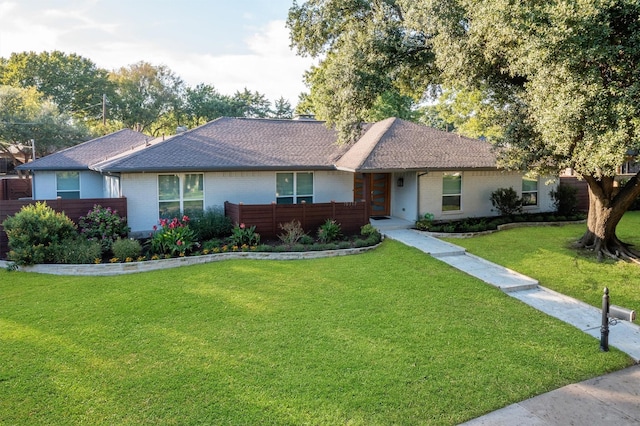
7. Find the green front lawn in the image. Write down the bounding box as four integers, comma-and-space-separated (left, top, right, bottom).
442, 211, 640, 313
0, 240, 632, 425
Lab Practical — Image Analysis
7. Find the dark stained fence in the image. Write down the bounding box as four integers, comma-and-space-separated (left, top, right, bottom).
0, 198, 127, 259
0, 178, 32, 200
225, 201, 368, 239
559, 177, 589, 212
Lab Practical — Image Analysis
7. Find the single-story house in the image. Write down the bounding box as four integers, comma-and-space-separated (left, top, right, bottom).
18, 116, 558, 235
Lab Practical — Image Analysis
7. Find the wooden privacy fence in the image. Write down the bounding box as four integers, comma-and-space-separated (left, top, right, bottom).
0, 178, 32, 200
559, 176, 589, 212
225, 201, 369, 239
0, 198, 127, 259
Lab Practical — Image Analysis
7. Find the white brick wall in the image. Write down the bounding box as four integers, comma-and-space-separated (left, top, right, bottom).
419, 171, 558, 220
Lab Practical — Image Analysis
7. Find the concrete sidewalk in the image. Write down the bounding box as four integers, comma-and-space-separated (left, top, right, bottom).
371, 220, 640, 425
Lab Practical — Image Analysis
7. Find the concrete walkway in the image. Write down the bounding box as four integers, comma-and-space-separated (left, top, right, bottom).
371, 218, 640, 425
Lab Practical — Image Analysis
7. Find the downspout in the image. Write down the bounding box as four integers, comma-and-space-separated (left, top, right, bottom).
417, 171, 429, 220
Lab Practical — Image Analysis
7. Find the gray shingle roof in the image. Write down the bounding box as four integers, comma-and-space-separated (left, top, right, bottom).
18, 117, 498, 173
95, 117, 352, 172
336, 117, 497, 172
18, 129, 151, 171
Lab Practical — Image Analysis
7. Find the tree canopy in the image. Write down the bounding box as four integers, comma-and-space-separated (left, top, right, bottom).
288, 0, 640, 260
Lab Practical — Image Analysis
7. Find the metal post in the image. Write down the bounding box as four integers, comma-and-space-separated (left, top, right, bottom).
600, 287, 610, 352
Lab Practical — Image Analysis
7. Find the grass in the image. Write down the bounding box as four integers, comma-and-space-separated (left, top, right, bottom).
442, 210, 640, 313
0, 240, 633, 425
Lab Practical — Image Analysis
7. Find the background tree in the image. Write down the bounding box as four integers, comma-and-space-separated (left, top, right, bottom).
0, 51, 114, 122
0, 85, 92, 171
108, 62, 185, 136
288, 0, 640, 261
231, 88, 273, 118
184, 83, 238, 127
272, 97, 293, 119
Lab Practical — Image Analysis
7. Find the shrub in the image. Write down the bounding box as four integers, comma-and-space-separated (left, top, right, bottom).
228, 223, 260, 246
278, 219, 308, 245
415, 212, 435, 231
112, 238, 142, 260
187, 207, 233, 241
49, 237, 103, 264
360, 224, 382, 244
78, 204, 130, 254
317, 219, 341, 243
2, 202, 78, 265
490, 187, 523, 216
299, 234, 315, 245
550, 184, 578, 216
150, 216, 197, 256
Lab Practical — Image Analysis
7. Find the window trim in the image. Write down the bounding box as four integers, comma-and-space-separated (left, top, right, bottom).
522, 177, 539, 207
276, 172, 314, 204
56, 171, 80, 199
442, 172, 462, 212
158, 173, 204, 218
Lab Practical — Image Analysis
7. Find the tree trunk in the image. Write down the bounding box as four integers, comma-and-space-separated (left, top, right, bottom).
577, 174, 640, 261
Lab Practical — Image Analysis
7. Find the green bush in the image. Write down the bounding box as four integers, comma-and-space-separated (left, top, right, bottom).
317, 219, 341, 243
228, 223, 260, 246
187, 207, 233, 241
550, 184, 578, 216
78, 204, 130, 255
2, 202, 78, 265
49, 237, 102, 264
490, 187, 523, 216
150, 216, 197, 256
112, 238, 142, 260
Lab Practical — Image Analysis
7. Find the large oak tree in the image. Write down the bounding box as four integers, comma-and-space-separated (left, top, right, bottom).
288, 0, 640, 261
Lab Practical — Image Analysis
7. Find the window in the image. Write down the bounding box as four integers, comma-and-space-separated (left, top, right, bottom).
522, 177, 538, 206
442, 173, 462, 211
276, 172, 313, 204
158, 173, 204, 218
56, 171, 80, 199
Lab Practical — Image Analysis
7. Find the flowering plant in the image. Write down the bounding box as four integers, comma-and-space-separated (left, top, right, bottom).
228, 223, 260, 247
150, 216, 196, 256
78, 204, 130, 254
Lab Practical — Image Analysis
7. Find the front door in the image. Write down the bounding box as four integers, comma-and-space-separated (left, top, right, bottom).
354, 173, 391, 217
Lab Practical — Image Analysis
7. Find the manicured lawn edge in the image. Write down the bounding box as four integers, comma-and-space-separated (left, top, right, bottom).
1, 243, 381, 276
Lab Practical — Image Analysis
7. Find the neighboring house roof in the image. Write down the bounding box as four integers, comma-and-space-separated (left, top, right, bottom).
19, 117, 498, 173
17, 129, 151, 171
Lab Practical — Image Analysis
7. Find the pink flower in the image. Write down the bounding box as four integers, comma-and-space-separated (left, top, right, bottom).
182, 215, 189, 223
153, 225, 157, 231
240, 223, 245, 229
177, 240, 183, 246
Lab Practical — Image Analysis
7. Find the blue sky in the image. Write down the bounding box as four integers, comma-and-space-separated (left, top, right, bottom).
0, 0, 315, 104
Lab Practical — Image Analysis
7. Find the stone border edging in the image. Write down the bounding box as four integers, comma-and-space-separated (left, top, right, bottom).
425, 220, 586, 239
0, 243, 381, 276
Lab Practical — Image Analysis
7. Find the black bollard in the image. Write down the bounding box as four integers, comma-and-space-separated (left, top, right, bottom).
600, 287, 609, 352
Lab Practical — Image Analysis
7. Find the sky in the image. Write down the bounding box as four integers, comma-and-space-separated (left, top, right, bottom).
0, 0, 316, 104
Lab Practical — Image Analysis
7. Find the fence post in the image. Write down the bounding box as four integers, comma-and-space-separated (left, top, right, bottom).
271, 202, 277, 236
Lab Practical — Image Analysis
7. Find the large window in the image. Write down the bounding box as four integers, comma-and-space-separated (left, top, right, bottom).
522, 177, 538, 206
56, 171, 80, 199
276, 172, 313, 204
442, 173, 462, 211
158, 173, 204, 218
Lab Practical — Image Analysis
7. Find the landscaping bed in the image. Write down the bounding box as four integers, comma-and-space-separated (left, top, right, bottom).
416, 212, 586, 234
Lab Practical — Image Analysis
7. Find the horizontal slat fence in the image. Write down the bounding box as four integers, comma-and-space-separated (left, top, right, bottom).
0, 178, 32, 200
559, 177, 589, 212
0, 198, 127, 259
225, 201, 368, 239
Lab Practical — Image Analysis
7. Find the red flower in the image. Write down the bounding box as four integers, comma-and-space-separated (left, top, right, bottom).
153, 225, 158, 231
182, 215, 189, 223
177, 240, 183, 246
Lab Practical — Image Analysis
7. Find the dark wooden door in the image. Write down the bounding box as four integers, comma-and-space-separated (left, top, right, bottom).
354, 173, 390, 217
